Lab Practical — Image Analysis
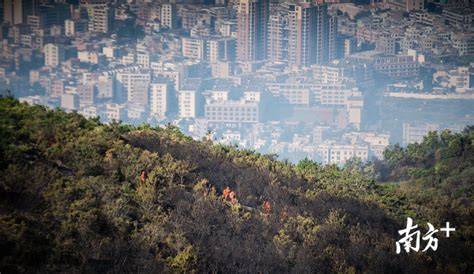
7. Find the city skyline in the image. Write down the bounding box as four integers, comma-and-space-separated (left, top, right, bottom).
1, 0, 473, 165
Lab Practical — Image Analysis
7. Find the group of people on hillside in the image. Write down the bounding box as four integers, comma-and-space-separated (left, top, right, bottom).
222, 186, 238, 205
139, 171, 271, 213
222, 186, 271, 213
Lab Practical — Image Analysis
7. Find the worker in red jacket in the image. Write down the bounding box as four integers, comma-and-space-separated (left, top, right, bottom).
223, 186, 231, 200
262, 200, 271, 213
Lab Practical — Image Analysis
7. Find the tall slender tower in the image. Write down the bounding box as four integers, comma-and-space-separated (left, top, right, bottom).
236, 0, 269, 62
328, 15, 337, 61
288, 2, 316, 68
267, 11, 289, 62
314, 3, 330, 65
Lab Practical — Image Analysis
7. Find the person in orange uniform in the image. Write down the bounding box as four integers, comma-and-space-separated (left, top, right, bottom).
262, 200, 271, 213
223, 186, 231, 200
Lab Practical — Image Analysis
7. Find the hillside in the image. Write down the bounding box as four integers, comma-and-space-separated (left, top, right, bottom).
0, 97, 472, 273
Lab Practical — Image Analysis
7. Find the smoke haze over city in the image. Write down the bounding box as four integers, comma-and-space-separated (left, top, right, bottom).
1, 0, 474, 164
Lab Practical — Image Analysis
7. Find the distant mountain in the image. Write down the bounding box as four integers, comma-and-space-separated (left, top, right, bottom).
0, 97, 472, 273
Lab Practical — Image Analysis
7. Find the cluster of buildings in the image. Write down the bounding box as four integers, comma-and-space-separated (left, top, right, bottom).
402, 122, 465, 145
1, 0, 473, 165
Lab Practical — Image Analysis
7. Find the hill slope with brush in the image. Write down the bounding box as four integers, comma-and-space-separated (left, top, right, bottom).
0, 97, 472, 273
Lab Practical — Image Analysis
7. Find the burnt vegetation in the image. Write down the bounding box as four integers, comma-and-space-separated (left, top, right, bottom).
0, 97, 472, 273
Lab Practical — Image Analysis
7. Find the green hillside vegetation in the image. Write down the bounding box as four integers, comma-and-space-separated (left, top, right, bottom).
0, 97, 472, 273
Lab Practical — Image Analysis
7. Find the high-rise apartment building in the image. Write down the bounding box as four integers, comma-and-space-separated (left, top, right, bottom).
205, 100, 260, 124
182, 37, 236, 62
38, 4, 70, 29
65, 19, 88, 36
236, 0, 269, 61
44, 43, 65, 67
150, 81, 171, 117
267, 11, 289, 62
3, 0, 36, 25
182, 37, 207, 60
116, 71, 151, 105
179, 90, 198, 118
207, 37, 236, 62
403, 123, 439, 145
287, 2, 336, 68
4, 0, 23, 25
80, 0, 113, 33
178, 78, 203, 119
385, 0, 424, 11
161, 4, 177, 29
287, 2, 315, 68
90, 5, 114, 33
328, 15, 337, 61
